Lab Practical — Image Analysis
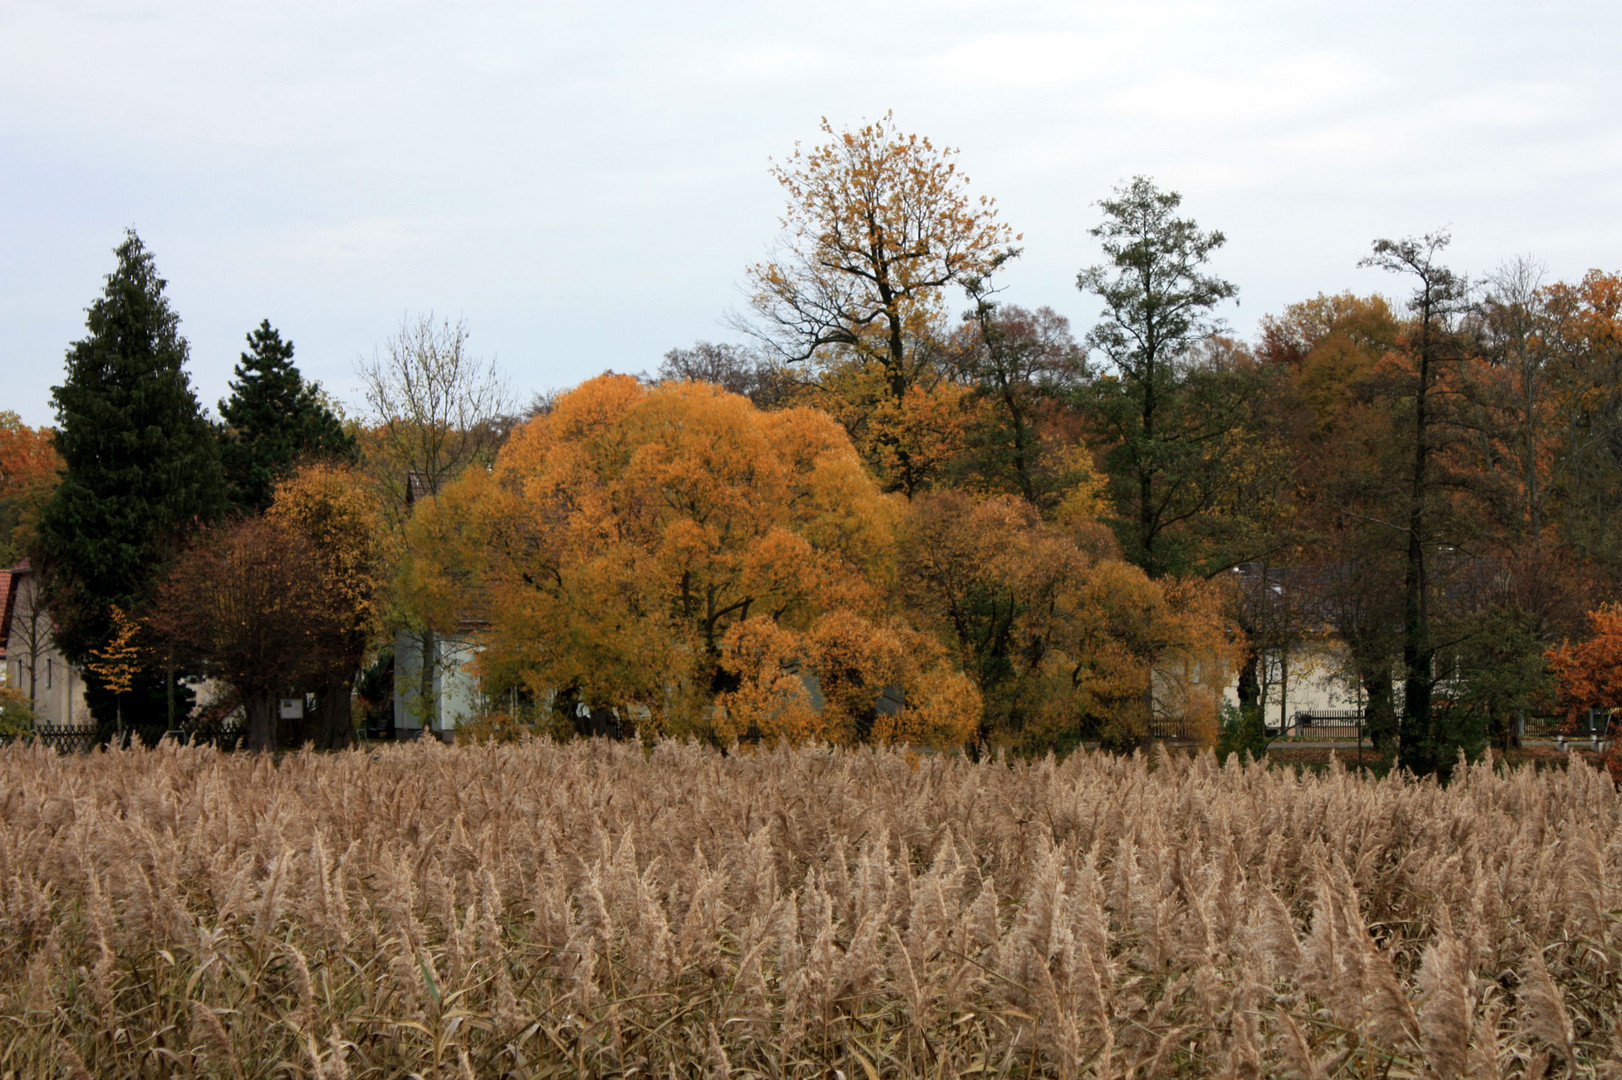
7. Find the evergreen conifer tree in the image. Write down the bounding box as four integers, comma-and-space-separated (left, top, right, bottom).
37, 229, 224, 741
219, 320, 355, 512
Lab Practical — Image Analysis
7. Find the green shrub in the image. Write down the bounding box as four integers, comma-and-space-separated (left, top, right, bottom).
1215, 701, 1270, 764
0, 687, 39, 739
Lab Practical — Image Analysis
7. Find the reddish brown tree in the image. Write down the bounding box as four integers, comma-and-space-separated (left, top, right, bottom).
149, 517, 335, 751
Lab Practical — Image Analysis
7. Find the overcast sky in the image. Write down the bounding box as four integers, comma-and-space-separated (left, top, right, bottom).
3, 0, 1618, 428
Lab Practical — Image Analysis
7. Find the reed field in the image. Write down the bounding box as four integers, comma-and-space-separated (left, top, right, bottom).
1, 740, 1619, 1079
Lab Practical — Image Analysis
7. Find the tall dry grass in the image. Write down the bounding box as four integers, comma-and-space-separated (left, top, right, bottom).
1, 740, 1619, 1078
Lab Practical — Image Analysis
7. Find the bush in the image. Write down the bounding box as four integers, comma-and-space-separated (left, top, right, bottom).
0, 687, 37, 739
1215, 701, 1270, 764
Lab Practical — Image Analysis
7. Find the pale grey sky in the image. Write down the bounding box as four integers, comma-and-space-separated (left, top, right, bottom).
3, 1, 1618, 427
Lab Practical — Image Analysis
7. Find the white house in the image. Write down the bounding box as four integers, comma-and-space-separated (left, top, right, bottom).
393, 628, 483, 740
1, 560, 91, 729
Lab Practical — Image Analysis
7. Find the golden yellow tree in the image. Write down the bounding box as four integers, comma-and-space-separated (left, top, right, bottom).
897, 487, 1239, 751
747, 113, 1018, 495
713, 609, 980, 751
267, 463, 388, 747
404, 375, 908, 739
87, 605, 142, 739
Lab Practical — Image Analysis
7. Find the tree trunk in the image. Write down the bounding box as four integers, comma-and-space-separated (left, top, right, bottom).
1139, 376, 1158, 577
1399, 347, 1434, 776
1235, 642, 1261, 716
1363, 661, 1398, 754
418, 627, 438, 733
244, 693, 276, 753
314, 667, 357, 749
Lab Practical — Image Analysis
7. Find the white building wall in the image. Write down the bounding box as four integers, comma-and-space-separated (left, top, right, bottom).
5, 571, 90, 729
1221, 639, 1364, 733
393, 630, 482, 739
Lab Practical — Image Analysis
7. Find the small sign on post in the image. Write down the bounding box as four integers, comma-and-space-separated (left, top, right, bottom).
279, 698, 304, 720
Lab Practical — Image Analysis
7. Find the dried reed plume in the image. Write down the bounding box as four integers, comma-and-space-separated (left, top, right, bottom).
1, 739, 1619, 1077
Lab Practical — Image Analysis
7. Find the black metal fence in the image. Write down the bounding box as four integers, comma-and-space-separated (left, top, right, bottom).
1, 719, 248, 754
181, 717, 245, 749
1288, 709, 1364, 739
1145, 714, 1198, 741
21, 725, 97, 753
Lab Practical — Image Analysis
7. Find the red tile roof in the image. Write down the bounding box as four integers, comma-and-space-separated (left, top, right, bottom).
0, 568, 13, 662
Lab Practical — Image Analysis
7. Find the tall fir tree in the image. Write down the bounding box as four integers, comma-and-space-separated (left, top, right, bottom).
218, 320, 355, 513
37, 229, 225, 742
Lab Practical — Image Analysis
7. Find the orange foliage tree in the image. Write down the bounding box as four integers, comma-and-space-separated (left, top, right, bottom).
405, 375, 979, 746
714, 610, 979, 751
1546, 605, 1622, 728
747, 113, 1018, 495
0, 412, 61, 566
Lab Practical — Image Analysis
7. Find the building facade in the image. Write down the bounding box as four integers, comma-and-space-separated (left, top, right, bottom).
1, 561, 90, 728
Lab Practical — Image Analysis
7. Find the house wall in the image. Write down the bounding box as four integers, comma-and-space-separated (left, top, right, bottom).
4, 571, 90, 729
393, 630, 482, 738
1221, 639, 1364, 733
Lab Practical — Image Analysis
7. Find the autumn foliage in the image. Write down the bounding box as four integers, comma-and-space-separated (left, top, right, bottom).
899, 489, 1238, 751
406, 375, 952, 744
149, 517, 336, 751
38, 130, 1622, 771
0, 412, 60, 566
403, 375, 1244, 752
749, 113, 1018, 495
1546, 607, 1622, 782
266, 463, 388, 748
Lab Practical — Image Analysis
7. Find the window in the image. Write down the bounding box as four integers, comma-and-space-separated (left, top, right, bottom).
46, 658, 53, 689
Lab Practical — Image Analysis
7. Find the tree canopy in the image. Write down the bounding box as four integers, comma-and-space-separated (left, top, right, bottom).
218, 319, 355, 513
0, 412, 61, 567
402, 375, 988, 745
1075, 177, 1271, 578
748, 113, 1019, 495
37, 230, 223, 738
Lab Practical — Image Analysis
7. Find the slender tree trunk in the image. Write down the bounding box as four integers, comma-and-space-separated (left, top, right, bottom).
1139, 377, 1157, 576
1399, 347, 1434, 775
1235, 618, 1262, 716
1279, 652, 1289, 733
1362, 663, 1398, 754
418, 627, 438, 733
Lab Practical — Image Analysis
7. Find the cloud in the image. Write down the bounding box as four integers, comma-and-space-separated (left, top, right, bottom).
1100, 53, 1373, 126
922, 31, 1128, 89
257, 217, 462, 269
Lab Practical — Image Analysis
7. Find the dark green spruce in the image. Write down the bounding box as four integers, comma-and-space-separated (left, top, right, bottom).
37, 229, 225, 742
218, 320, 355, 513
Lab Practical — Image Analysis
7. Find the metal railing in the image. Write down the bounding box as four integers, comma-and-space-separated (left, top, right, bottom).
181, 717, 245, 749
1145, 714, 1198, 741
24, 724, 97, 754
1287, 709, 1364, 739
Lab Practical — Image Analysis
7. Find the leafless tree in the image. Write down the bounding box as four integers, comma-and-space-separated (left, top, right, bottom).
355, 314, 513, 731
357, 313, 513, 506
7, 569, 51, 712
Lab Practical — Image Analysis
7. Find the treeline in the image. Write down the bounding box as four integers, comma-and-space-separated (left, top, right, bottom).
8, 115, 1622, 775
